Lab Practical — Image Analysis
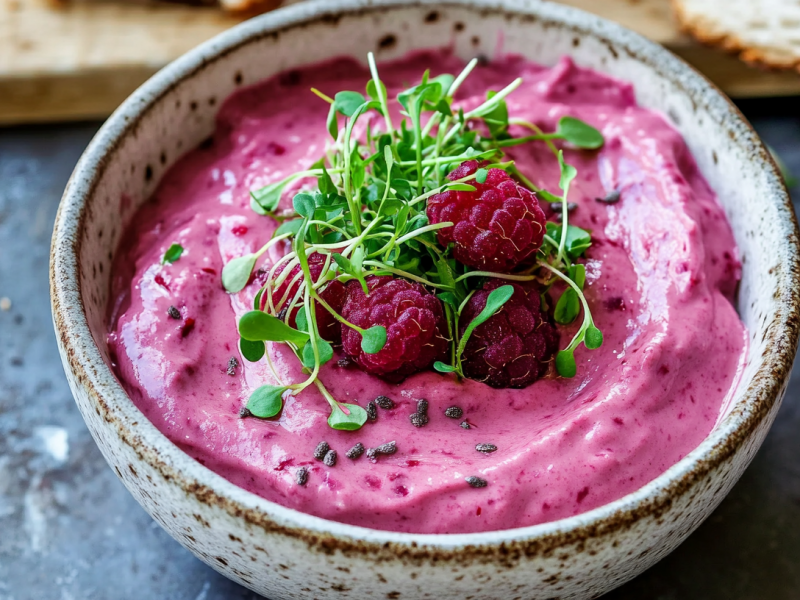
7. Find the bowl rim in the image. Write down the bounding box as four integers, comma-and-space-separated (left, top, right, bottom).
51, 0, 800, 557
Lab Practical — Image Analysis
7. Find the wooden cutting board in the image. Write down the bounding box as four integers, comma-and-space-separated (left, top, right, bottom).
2, 0, 799, 125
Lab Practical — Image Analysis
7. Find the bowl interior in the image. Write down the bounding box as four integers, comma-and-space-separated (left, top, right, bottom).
58, 0, 795, 543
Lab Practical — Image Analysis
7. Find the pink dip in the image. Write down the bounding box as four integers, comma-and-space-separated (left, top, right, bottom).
107, 52, 747, 534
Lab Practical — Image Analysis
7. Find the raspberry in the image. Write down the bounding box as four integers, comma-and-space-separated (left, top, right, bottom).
460, 279, 559, 388
427, 160, 547, 272
341, 276, 449, 381
269, 253, 346, 343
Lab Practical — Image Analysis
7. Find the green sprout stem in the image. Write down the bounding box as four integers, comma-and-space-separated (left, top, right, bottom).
454, 270, 538, 284
509, 119, 559, 153
511, 119, 574, 266
505, 164, 540, 194
494, 133, 561, 147
419, 58, 478, 141
368, 52, 394, 137
441, 77, 523, 146
310, 88, 334, 104
396, 148, 497, 167
556, 151, 574, 267
407, 173, 479, 206
254, 232, 292, 258
307, 285, 371, 335
539, 262, 598, 355
393, 221, 452, 246
292, 293, 323, 394
362, 260, 447, 289
313, 377, 341, 412
342, 106, 369, 235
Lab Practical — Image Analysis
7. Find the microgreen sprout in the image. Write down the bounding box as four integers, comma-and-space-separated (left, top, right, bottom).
434, 284, 515, 377
224, 53, 608, 429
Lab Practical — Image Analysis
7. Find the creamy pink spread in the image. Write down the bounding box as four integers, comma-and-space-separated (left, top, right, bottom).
107, 52, 747, 534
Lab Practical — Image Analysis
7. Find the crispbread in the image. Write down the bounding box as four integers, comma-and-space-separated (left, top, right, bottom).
673, 0, 800, 71
218, 0, 281, 14
51, 0, 285, 16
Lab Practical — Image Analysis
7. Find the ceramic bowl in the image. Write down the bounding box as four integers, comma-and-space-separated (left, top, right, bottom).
50, 1, 800, 598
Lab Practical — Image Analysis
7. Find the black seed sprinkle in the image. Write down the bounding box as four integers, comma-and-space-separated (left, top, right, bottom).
410, 412, 429, 428
337, 357, 353, 368
366, 441, 397, 463
476, 443, 497, 453
227, 356, 239, 376
239, 407, 252, 418
445, 406, 463, 419
296, 467, 309, 486
313, 441, 330, 460
374, 441, 397, 455
409, 398, 430, 427
596, 189, 621, 204
366, 401, 377, 422
346, 442, 365, 459
466, 476, 488, 488
323, 449, 337, 467
550, 201, 578, 213
374, 395, 394, 410
460, 421, 471, 429
167, 305, 181, 319
276, 307, 288, 321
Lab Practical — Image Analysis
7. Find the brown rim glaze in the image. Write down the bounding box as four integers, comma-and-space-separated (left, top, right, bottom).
50, 0, 800, 567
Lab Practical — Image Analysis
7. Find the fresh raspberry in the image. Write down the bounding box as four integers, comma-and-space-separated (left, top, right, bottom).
460, 279, 558, 388
268, 253, 346, 343
341, 276, 449, 382
427, 160, 547, 272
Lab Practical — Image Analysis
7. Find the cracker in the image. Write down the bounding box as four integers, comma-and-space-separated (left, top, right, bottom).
219, 0, 282, 14
673, 0, 800, 71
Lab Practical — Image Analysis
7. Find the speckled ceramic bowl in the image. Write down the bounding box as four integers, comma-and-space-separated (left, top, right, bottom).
50, 1, 800, 598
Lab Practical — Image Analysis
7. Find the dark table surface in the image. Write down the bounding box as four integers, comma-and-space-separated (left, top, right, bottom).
1, 101, 798, 600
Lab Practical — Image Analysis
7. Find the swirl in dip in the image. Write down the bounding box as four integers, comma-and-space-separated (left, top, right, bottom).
107, 52, 747, 534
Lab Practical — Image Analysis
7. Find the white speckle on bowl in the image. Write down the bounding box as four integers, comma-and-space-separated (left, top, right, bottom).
36, 426, 69, 464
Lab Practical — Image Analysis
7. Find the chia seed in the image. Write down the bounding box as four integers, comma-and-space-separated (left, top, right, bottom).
409, 398, 430, 427
296, 467, 309, 486
466, 476, 488, 488
227, 356, 239, 376
374, 395, 394, 410
596, 189, 621, 204
167, 305, 181, 319
475, 443, 497, 453
374, 441, 397, 455
550, 201, 578, 213
239, 407, 252, 418
366, 401, 377, 422
313, 441, 330, 460
410, 412, 429, 428
444, 406, 463, 419
276, 307, 288, 321
346, 442, 365, 459
460, 421, 471, 429
323, 449, 337, 467
367, 441, 397, 462
337, 357, 353, 368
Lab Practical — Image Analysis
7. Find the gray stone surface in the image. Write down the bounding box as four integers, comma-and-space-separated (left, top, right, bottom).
0, 112, 797, 599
